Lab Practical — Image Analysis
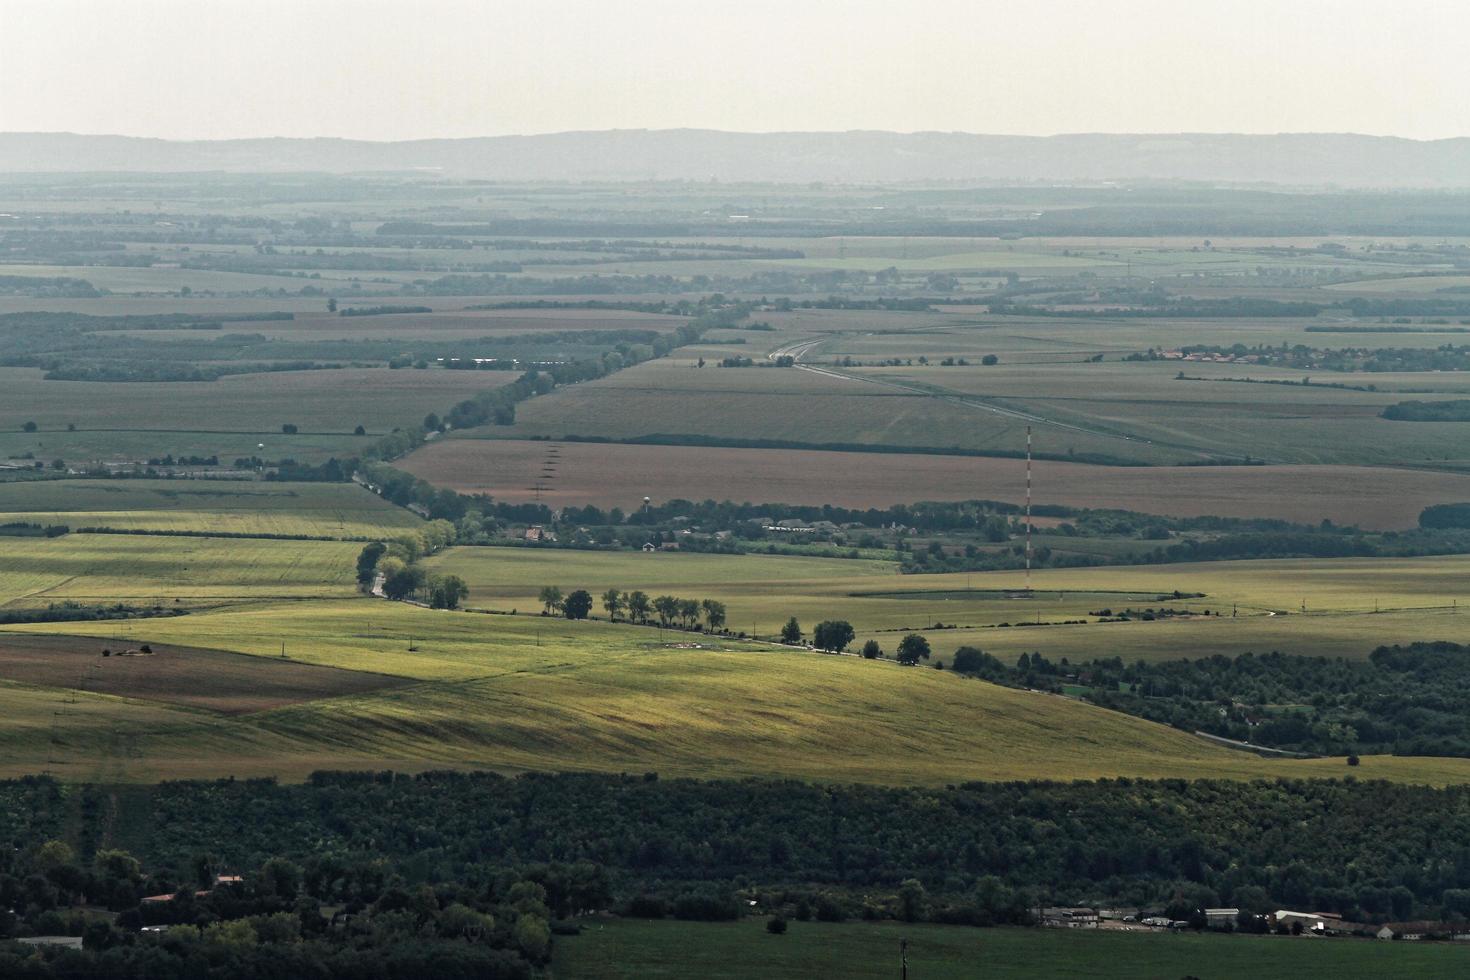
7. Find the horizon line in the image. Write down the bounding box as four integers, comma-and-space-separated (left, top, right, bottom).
4, 128, 1469, 145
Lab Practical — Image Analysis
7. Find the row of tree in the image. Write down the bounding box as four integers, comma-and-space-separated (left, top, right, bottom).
536, 586, 729, 631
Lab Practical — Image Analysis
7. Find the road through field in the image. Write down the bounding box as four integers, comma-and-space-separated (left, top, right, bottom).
768, 335, 1205, 459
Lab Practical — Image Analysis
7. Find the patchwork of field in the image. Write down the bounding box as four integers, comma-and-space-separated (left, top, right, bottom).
0, 479, 423, 538
420, 546, 1470, 662
402, 437, 1469, 529
463, 347, 1470, 471
0, 633, 408, 714
8, 596, 1470, 786
164, 307, 686, 343
557, 920, 1470, 980
851, 360, 1470, 468
0, 533, 359, 608
0, 365, 509, 435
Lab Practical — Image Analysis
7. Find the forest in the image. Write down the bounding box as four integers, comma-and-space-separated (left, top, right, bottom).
955, 641, 1470, 757
8, 771, 1470, 972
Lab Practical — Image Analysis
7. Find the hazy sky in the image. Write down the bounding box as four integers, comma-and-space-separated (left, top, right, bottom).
2, 0, 1466, 141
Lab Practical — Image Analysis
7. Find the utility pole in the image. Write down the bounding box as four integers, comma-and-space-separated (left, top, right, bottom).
900, 938, 908, 980
1025, 426, 1033, 592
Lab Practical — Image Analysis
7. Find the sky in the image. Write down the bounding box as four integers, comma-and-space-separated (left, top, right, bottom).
1, 0, 1466, 142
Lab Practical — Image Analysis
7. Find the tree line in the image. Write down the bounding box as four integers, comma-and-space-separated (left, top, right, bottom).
11, 772, 1470, 946
947, 641, 1470, 758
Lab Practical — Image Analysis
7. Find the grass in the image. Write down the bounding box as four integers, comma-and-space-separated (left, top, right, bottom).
446, 311, 1470, 470
424, 546, 1470, 663
0, 479, 423, 538
0, 366, 511, 463
10, 590, 1470, 785
0, 533, 360, 608
862, 359, 1470, 469
553, 919, 1470, 980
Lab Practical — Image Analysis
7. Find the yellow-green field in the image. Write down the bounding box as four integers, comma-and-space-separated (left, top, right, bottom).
424, 546, 1470, 662
0, 480, 423, 539
5, 524, 1470, 787
8, 598, 1470, 786
0, 533, 359, 608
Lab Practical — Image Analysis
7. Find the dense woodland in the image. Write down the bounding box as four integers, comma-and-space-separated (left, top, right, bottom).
952, 642, 1470, 758
7, 772, 1470, 975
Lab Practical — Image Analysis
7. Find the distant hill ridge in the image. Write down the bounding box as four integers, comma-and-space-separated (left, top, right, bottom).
2, 130, 1469, 186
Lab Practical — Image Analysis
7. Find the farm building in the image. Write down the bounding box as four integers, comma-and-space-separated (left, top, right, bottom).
1375, 921, 1467, 941
1203, 908, 1240, 928
1271, 910, 1329, 933
1041, 907, 1099, 928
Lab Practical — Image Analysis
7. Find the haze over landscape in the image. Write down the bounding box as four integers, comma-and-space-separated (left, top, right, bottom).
4, 2, 1470, 977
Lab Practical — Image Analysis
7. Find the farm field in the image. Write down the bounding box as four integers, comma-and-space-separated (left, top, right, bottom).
401, 437, 1470, 528
0, 633, 409, 714
0, 479, 423, 538
555, 919, 1470, 980
0, 261, 370, 295
465, 344, 1470, 469
0, 533, 359, 608
171, 307, 686, 343
0, 365, 510, 448
8, 598, 1470, 785
854, 360, 1470, 468
423, 546, 1470, 664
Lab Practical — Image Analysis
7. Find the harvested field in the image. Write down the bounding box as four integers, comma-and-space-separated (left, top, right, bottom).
0, 633, 409, 714
400, 438, 1470, 529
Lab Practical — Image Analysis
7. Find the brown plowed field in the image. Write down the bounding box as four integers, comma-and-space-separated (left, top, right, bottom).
401, 438, 1470, 530
0, 633, 411, 714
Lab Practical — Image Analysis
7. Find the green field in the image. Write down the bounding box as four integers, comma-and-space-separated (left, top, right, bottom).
0, 479, 423, 538
0, 366, 511, 464
424, 546, 1470, 663
0, 533, 360, 608
554, 919, 1470, 980
10, 596, 1470, 785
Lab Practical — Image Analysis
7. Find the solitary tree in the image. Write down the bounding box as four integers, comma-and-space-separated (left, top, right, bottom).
563, 589, 593, 620
813, 621, 855, 653
327, 297, 338, 312
21, 421, 37, 432
896, 633, 931, 665
602, 588, 624, 621
281, 423, 298, 434
781, 617, 803, 645
538, 585, 564, 615
701, 599, 727, 631
861, 639, 882, 659
354, 424, 366, 435
429, 574, 469, 610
